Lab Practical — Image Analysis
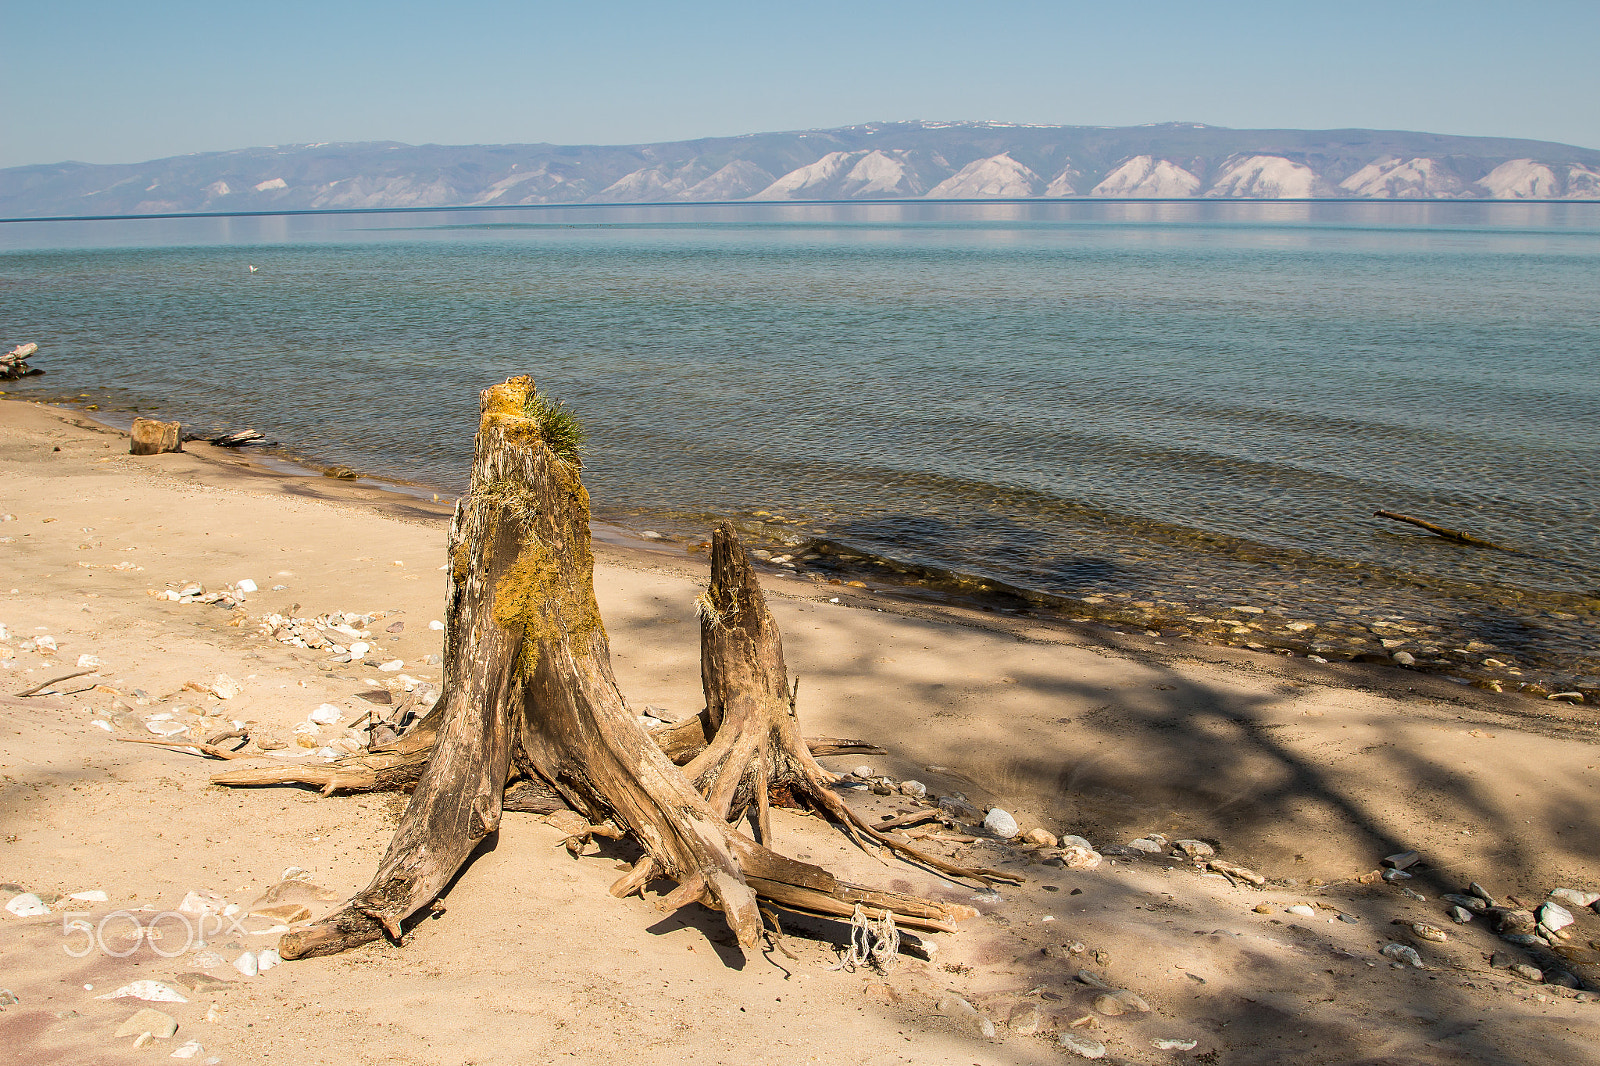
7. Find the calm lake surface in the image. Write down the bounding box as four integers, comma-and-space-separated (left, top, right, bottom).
3, 200, 1597, 691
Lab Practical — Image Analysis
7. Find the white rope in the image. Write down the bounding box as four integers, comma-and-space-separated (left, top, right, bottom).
826, 903, 900, 972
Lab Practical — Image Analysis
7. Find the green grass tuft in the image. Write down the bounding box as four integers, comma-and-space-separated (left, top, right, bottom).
523, 391, 587, 466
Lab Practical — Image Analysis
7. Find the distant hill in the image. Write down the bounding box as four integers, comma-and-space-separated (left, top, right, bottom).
4, 121, 1599, 219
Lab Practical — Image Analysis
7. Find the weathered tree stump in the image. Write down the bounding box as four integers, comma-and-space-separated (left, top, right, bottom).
223, 377, 981, 962
129, 418, 183, 456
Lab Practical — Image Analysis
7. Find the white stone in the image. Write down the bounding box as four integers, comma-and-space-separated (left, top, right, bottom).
235, 579, 257, 593
68, 889, 108, 902
97, 981, 189, 1003
983, 808, 1019, 839
233, 951, 258, 977
76, 653, 102, 669
1550, 888, 1600, 909
349, 641, 370, 658
35, 635, 57, 652
1286, 904, 1316, 917
178, 892, 223, 916
1058, 1031, 1108, 1058
209, 674, 241, 700
190, 950, 227, 969
307, 704, 341, 725
257, 948, 281, 971
898, 780, 927, 799
429, 620, 444, 631
1128, 837, 1164, 853
5, 892, 49, 917
1152, 1038, 1199, 1051
378, 659, 403, 672
170, 1041, 204, 1059
1539, 901, 1575, 932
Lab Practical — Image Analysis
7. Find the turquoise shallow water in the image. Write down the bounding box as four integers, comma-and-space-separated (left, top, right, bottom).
3, 200, 1598, 691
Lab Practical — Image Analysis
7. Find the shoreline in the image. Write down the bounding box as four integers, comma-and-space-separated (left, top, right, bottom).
10, 386, 1593, 707
4, 397, 1600, 1064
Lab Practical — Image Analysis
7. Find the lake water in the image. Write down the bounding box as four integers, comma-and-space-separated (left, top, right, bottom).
3, 200, 1597, 694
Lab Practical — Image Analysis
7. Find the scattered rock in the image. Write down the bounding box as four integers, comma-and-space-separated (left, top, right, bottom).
1448, 906, 1475, 924
169, 1041, 205, 1059
1550, 888, 1600, 909
0, 989, 17, 1007
1510, 964, 1544, 983
1023, 827, 1058, 848
308, 704, 341, 725
258, 947, 282, 972
233, 951, 258, 978
1127, 837, 1164, 853
982, 808, 1019, 839
1058, 1031, 1108, 1059
1539, 901, 1575, 933
114, 1007, 178, 1040
898, 780, 927, 799
1153, 1038, 1199, 1051
1285, 904, 1316, 918
208, 674, 241, 700
935, 993, 995, 1038
1467, 882, 1496, 906
1443, 893, 1487, 914
1381, 943, 1424, 968
1492, 908, 1537, 936
1094, 989, 1151, 1016
1059, 844, 1102, 869
97, 981, 189, 1003
1412, 923, 1448, 943
1383, 851, 1421, 870
1008, 1002, 1042, 1034
1173, 839, 1215, 860
4, 892, 49, 918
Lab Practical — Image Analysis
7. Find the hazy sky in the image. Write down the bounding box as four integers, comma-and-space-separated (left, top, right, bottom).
5, 0, 1597, 168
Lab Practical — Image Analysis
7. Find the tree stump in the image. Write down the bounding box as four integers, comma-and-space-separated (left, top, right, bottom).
129, 418, 182, 455
234, 377, 981, 962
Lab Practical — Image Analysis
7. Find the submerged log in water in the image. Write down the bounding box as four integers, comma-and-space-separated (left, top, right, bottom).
1374, 510, 1508, 551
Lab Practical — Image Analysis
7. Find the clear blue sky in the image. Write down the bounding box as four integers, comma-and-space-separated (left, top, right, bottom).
4, 0, 1596, 168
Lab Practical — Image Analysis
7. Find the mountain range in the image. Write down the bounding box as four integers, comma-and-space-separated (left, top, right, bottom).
4, 121, 1599, 218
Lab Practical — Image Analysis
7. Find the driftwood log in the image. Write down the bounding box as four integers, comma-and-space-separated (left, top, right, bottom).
1, 342, 43, 381
216, 377, 989, 961
1374, 509, 1507, 551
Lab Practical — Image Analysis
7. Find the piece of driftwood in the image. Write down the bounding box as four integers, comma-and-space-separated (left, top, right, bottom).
215, 377, 979, 962
14, 669, 95, 697
0, 343, 42, 380
1374, 510, 1507, 551
130, 417, 183, 456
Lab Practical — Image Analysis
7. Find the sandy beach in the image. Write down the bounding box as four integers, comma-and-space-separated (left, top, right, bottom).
2, 398, 1598, 1066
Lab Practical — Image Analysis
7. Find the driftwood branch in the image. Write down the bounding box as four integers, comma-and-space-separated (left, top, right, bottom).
14, 670, 95, 697
1374, 510, 1507, 551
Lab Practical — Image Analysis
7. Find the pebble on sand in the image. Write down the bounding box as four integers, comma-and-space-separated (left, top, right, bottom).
1058, 1031, 1108, 1059
114, 1007, 178, 1040
982, 808, 1019, 839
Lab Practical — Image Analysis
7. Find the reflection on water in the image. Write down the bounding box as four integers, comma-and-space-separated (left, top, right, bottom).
3, 200, 1597, 693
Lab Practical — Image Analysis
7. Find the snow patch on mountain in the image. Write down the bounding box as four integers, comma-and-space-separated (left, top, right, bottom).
750, 152, 859, 199
844, 151, 925, 196
205, 181, 232, 197
680, 161, 775, 201
309, 176, 462, 209
1090, 156, 1200, 197
1565, 165, 1600, 199
926, 153, 1040, 198
253, 177, 288, 192
1043, 164, 1081, 197
1205, 155, 1318, 198
1476, 159, 1561, 199
1338, 157, 1463, 198
591, 162, 707, 203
